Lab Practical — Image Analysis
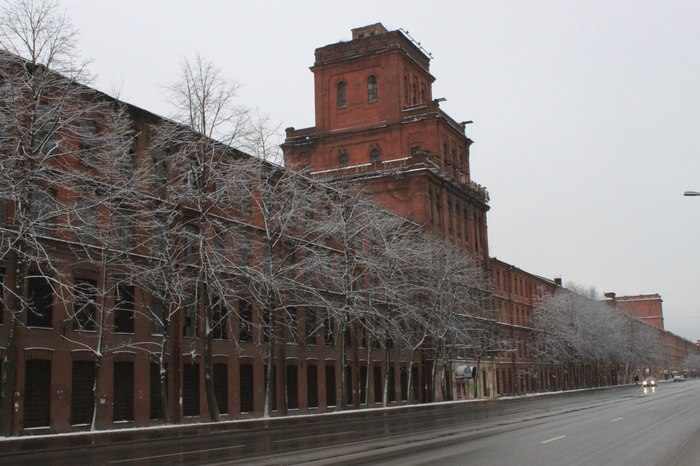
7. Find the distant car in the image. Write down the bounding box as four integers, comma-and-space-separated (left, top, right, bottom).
642, 377, 656, 388
673, 374, 685, 382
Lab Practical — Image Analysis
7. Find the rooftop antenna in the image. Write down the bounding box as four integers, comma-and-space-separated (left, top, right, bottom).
398, 28, 433, 59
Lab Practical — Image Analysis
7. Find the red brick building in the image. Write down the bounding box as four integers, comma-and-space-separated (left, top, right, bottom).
2, 22, 699, 437
283, 23, 490, 263
613, 294, 665, 330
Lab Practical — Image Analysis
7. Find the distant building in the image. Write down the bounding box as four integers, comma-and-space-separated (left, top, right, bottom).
613, 294, 664, 330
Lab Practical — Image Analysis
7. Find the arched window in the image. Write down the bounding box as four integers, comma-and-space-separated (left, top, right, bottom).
337, 81, 346, 107
370, 148, 381, 163
367, 75, 377, 101
338, 151, 349, 167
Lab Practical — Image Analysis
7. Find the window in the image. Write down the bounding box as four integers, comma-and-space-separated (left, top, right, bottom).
305, 309, 317, 345
403, 71, 409, 103
115, 208, 133, 251
447, 200, 453, 233
79, 119, 100, 167
73, 279, 97, 331
463, 207, 469, 242
0, 267, 5, 321
27, 275, 53, 328
325, 364, 336, 407
182, 362, 199, 417
183, 294, 196, 337
338, 151, 349, 167
113, 361, 134, 422
324, 312, 334, 346
388, 364, 396, 402
239, 299, 252, 342
345, 365, 353, 406
285, 307, 297, 344
114, 284, 135, 333
152, 148, 168, 185
370, 148, 381, 163
149, 362, 166, 420
287, 364, 299, 409
151, 294, 164, 335
23, 359, 51, 428
400, 366, 408, 402
373, 365, 382, 403
29, 186, 57, 235
428, 189, 434, 223
412, 366, 420, 401
336, 81, 346, 107
239, 363, 254, 413
75, 199, 97, 245
367, 75, 377, 101
213, 231, 227, 262
34, 103, 60, 154
359, 366, 368, 404
307, 364, 318, 408
214, 363, 229, 414
183, 224, 198, 265
238, 237, 251, 266
212, 297, 228, 340
264, 364, 277, 411
71, 360, 95, 425
120, 137, 136, 177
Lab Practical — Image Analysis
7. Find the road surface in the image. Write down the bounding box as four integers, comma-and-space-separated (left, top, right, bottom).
1, 380, 698, 465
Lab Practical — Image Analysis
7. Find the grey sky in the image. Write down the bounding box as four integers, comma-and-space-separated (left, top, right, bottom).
57, 0, 700, 342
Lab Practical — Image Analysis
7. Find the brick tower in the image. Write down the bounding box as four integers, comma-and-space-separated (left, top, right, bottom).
283, 23, 490, 261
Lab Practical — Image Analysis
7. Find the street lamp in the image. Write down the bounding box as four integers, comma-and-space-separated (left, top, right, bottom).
684, 191, 700, 196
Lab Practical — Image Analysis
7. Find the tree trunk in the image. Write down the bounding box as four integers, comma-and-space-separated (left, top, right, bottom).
263, 305, 275, 418
202, 284, 220, 422
406, 349, 417, 404
159, 319, 171, 424
430, 342, 439, 402
382, 339, 390, 407
339, 314, 348, 409
0, 251, 25, 436
364, 339, 372, 405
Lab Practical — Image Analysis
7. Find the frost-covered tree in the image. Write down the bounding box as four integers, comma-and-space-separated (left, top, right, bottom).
0, 0, 119, 435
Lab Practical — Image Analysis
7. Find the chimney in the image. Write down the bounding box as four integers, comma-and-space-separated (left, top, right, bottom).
351, 23, 388, 40
554, 277, 562, 287
604, 292, 616, 300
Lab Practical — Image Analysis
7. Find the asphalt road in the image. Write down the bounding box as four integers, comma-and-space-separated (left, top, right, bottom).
1, 380, 698, 465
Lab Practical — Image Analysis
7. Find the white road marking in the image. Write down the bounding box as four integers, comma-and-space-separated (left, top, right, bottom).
611, 417, 625, 423
271, 430, 356, 443
110, 444, 247, 463
540, 435, 566, 445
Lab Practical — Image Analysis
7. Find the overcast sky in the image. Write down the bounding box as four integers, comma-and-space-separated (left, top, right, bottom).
55, 0, 700, 342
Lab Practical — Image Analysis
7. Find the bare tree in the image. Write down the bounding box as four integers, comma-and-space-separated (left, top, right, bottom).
410, 236, 492, 402
59, 101, 144, 430
0, 0, 112, 435
306, 185, 393, 408
144, 54, 251, 422
531, 284, 648, 390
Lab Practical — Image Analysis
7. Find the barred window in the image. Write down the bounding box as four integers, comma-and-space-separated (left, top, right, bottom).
337, 81, 346, 107
367, 75, 377, 101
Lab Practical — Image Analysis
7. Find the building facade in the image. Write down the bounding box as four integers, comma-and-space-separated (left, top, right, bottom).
1, 23, 699, 437
614, 294, 665, 330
